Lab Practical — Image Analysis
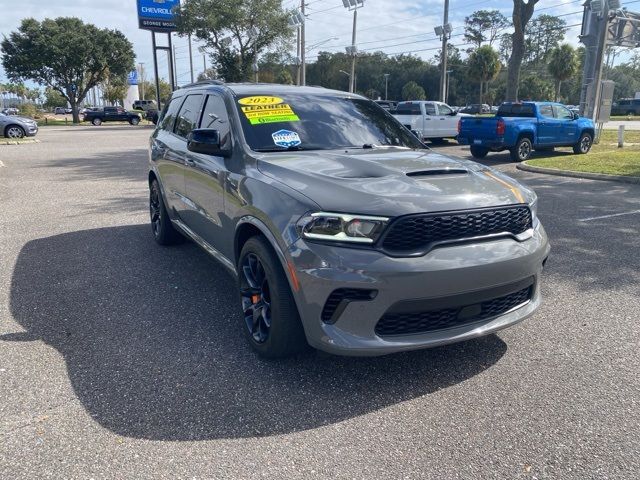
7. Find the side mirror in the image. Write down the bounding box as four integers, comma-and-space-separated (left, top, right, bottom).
572, 112, 579, 120
187, 129, 231, 156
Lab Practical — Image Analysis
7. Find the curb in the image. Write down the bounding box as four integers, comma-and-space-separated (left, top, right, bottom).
0, 138, 40, 146
517, 162, 640, 185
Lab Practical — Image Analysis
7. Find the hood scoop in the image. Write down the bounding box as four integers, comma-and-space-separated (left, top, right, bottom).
406, 168, 469, 177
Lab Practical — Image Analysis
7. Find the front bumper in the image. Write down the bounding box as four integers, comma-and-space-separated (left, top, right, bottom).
25, 124, 38, 137
288, 224, 550, 356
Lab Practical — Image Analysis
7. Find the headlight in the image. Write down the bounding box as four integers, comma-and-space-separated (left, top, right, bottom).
297, 212, 389, 244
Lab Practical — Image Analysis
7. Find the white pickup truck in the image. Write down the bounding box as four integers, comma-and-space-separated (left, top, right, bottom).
393, 101, 470, 142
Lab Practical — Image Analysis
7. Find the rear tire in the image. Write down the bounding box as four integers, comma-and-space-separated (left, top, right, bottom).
573, 132, 592, 154
510, 137, 533, 162
470, 146, 489, 159
92, 118, 102, 126
238, 236, 308, 358
149, 179, 183, 245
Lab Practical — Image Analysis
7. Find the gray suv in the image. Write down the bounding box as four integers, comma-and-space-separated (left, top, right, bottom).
148, 81, 549, 358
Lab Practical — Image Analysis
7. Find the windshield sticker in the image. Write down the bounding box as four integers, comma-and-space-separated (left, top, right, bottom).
238, 96, 284, 106
272, 130, 301, 148
241, 103, 300, 125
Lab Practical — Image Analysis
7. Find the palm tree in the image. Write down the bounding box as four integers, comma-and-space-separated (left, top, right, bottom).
547, 44, 577, 102
467, 45, 501, 104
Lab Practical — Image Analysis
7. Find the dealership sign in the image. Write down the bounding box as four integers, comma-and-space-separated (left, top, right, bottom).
137, 0, 180, 31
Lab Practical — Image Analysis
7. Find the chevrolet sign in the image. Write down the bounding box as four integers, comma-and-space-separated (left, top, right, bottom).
137, 0, 181, 31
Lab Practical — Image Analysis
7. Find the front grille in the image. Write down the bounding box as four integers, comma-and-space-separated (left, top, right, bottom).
381, 206, 532, 255
375, 285, 532, 337
321, 288, 377, 324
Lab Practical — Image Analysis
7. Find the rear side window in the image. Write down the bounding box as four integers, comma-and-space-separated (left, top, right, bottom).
395, 103, 422, 115
174, 94, 204, 138
538, 105, 553, 118
497, 104, 536, 118
424, 103, 437, 115
160, 98, 182, 131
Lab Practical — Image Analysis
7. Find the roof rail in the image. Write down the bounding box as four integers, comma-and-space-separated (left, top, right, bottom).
179, 79, 224, 89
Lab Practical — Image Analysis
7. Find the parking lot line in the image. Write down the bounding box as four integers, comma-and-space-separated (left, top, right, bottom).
579, 209, 640, 222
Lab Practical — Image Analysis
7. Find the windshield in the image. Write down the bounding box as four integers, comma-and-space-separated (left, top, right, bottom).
235, 93, 424, 151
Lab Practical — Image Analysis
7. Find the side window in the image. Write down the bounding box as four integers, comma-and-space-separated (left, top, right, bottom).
160, 98, 182, 132
174, 94, 204, 138
539, 105, 554, 118
553, 105, 573, 120
424, 103, 437, 116
438, 104, 453, 115
200, 95, 231, 145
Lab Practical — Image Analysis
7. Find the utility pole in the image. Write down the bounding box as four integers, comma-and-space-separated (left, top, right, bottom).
343, 0, 365, 94
350, 8, 358, 93
296, 27, 302, 86
188, 34, 195, 83
384, 73, 390, 100
440, 0, 449, 102
301, 0, 306, 86
138, 63, 146, 99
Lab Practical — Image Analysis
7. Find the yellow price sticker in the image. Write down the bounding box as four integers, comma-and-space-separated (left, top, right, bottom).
238, 96, 284, 106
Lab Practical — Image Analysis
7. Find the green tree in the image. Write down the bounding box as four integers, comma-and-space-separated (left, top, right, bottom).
175, 0, 293, 82
139, 79, 173, 104
1, 17, 135, 123
506, 0, 540, 101
401, 81, 426, 100
197, 68, 218, 81
44, 87, 67, 109
525, 14, 567, 65
547, 43, 577, 101
467, 46, 501, 103
102, 76, 128, 106
518, 75, 554, 100
275, 69, 293, 85
464, 10, 511, 50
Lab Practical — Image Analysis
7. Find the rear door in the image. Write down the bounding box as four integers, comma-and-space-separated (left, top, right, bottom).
182, 94, 230, 255
553, 104, 578, 145
152, 95, 189, 217
537, 104, 557, 145
435, 103, 457, 137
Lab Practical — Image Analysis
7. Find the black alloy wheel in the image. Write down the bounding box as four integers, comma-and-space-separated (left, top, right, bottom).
240, 253, 272, 344
149, 179, 183, 245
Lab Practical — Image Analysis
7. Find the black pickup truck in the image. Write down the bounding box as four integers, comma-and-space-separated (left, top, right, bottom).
83, 107, 141, 126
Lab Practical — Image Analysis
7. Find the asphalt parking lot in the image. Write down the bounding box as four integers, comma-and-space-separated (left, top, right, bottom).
1, 126, 639, 479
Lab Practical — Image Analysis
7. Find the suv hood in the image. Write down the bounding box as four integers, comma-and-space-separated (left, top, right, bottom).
257, 148, 533, 216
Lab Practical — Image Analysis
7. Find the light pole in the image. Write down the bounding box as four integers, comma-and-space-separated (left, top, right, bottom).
339, 69, 351, 92
198, 46, 207, 76
342, 0, 365, 93
383, 73, 390, 100
434, 0, 452, 103
446, 69, 453, 104
138, 62, 146, 99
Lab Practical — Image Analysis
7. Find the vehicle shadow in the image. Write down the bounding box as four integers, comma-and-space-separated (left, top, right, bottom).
5, 224, 507, 441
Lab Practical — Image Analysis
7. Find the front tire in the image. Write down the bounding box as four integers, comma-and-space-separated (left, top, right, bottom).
470, 146, 489, 159
149, 179, 183, 245
573, 132, 593, 154
92, 118, 102, 126
5, 125, 25, 139
238, 236, 308, 358
510, 137, 533, 162
130, 117, 140, 126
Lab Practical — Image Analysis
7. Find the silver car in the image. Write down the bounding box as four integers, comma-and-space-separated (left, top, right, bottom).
0, 112, 38, 138
148, 83, 550, 358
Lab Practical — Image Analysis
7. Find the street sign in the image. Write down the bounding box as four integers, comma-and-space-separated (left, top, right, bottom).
137, 0, 181, 31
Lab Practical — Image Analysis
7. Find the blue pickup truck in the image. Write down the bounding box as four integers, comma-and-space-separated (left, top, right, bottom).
458, 102, 595, 161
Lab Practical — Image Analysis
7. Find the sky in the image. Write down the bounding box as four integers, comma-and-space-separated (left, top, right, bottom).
0, 0, 628, 88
